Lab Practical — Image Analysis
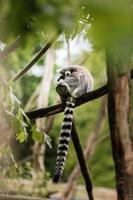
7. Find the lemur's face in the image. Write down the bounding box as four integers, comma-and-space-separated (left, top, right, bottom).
56, 66, 94, 99
57, 70, 70, 85
57, 67, 79, 86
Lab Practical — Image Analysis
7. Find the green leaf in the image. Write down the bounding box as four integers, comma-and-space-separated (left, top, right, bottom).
32, 128, 43, 142
16, 131, 27, 143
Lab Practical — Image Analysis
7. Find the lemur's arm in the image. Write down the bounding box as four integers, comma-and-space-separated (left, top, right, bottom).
56, 84, 69, 102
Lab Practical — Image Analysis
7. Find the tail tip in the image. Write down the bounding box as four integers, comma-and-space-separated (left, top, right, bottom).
53, 174, 60, 184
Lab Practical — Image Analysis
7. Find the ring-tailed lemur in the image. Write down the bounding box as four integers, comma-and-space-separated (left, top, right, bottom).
53, 65, 93, 183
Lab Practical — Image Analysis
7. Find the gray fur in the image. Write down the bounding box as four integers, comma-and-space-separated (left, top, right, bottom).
58, 65, 93, 98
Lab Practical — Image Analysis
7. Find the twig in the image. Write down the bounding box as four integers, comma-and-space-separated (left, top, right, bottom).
11, 34, 58, 82
71, 122, 94, 200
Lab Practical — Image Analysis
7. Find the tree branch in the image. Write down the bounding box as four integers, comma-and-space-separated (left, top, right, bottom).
71, 122, 94, 200
26, 84, 108, 119
11, 34, 58, 82
25, 69, 133, 120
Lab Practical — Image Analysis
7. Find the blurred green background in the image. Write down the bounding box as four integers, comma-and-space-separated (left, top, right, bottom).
1, 0, 133, 195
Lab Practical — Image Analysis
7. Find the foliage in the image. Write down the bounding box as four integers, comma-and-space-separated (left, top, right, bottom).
0, 0, 87, 42
1, 81, 26, 142
0, 79, 45, 144
1, 0, 133, 52
0, 0, 133, 193
0, 45, 114, 188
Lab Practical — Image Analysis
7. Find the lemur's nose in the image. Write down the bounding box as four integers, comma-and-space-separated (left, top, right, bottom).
58, 79, 64, 85
57, 75, 65, 82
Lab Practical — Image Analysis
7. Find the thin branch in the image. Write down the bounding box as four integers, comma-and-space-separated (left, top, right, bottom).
71, 122, 94, 200
11, 34, 58, 82
25, 69, 133, 120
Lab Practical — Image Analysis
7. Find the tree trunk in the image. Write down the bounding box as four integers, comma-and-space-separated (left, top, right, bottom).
129, 77, 133, 146
106, 49, 133, 200
32, 48, 55, 176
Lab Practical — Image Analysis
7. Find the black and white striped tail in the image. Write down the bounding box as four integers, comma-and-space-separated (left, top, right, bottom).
53, 99, 75, 183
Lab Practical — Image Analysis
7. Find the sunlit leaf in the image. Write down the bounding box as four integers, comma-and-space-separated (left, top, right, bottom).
16, 131, 28, 143
32, 128, 43, 142
31, 125, 44, 142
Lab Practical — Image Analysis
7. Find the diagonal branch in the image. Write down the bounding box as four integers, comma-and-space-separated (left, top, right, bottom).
71, 122, 94, 200
11, 34, 58, 82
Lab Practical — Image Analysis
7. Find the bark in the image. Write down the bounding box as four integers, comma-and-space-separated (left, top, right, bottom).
32, 48, 55, 175
61, 97, 106, 200
106, 50, 133, 200
129, 78, 133, 146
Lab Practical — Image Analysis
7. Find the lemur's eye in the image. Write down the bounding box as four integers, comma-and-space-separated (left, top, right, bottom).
65, 71, 71, 76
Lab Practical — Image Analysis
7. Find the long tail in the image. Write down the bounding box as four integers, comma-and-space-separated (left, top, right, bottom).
53, 99, 75, 183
